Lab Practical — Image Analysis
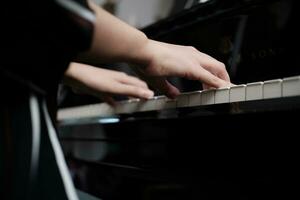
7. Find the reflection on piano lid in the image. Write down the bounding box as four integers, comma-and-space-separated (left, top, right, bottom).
57, 75, 300, 123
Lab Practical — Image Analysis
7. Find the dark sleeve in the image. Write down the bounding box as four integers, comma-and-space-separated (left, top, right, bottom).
53, 0, 96, 51
1, 0, 95, 93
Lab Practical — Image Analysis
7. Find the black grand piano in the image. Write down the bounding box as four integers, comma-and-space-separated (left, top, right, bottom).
58, 0, 300, 199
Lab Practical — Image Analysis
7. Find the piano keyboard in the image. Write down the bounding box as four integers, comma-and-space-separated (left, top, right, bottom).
57, 76, 300, 121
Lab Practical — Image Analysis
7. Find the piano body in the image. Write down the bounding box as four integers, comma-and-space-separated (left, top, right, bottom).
58, 0, 300, 199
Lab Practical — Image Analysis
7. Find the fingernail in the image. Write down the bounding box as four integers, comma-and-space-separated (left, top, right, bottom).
221, 81, 232, 88
144, 90, 154, 99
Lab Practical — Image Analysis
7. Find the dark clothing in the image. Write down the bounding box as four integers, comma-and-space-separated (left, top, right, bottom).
0, 1, 96, 199
1, 0, 94, 95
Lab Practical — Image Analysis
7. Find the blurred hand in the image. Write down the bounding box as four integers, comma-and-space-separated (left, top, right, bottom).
133, 40, 231, 98
64, 63, 154, 105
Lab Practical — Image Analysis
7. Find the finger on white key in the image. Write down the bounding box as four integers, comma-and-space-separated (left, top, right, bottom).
137, 97, 157, 112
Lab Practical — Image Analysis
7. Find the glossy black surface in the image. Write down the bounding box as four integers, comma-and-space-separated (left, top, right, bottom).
59, 97, 300, 199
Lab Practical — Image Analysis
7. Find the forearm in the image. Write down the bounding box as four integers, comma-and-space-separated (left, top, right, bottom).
76, 1, 231, 96
79, 1, 151, 65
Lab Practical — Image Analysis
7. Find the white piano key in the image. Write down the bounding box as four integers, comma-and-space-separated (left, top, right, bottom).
137, 98, 157, 112
163, 98, 177, 109
176, 94, 189, 107
201, 89, 215, 105
115, 99, 140, 114
215, 87, 230, 104
57, 109, 71, 120
188, 91, 202, 106
230, 85, 246, 102
58, 75, 300, 122
90, 103, 115, 117
263, 79, 282, 99
283, 76, 300, 97
246, 82, 263, 101
155, 96, 168, 110
155, 96, 167, 110
59, 103, 115, 120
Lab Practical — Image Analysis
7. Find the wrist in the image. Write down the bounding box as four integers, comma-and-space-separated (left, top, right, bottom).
63, 63, 87, 86
122, 32, 151, 65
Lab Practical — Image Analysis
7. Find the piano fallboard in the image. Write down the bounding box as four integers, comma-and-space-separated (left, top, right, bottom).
59, 97, 299, 199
